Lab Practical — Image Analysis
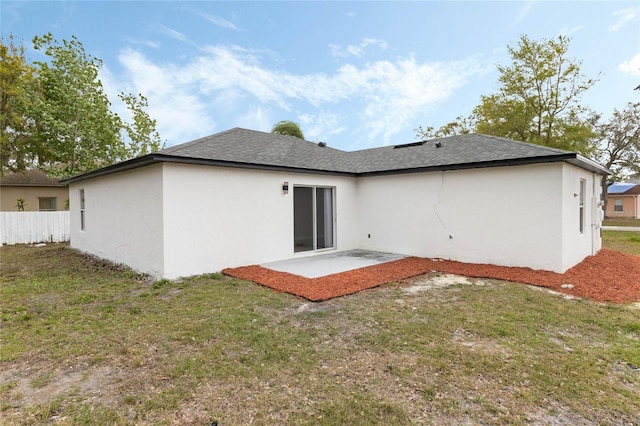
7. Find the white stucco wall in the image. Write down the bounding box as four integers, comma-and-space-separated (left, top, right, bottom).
357, 163, 574, 272
69, 164, 165, 277
68, 159, 603, 279
560, 164, 602, 271
161, 163, 359, 279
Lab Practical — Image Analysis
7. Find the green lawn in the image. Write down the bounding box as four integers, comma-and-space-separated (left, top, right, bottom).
603, 217, 640, 227
602, 230, 640, 256
1, 243, 639, 425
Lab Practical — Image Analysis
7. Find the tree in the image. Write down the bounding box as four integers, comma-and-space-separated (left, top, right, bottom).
418, 35, 599, 156
118, 93, 163, 159
593, 102, 640, 203
0, 34, 164, 178
271, 120, 305, 139
416, 116, 474, 140
30, 33, 123, 177
0, 36, 38, 174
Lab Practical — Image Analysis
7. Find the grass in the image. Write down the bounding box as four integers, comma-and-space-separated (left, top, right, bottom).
1, 243, 639, 425
603, 217, 640, 227
602, 229, 640, 256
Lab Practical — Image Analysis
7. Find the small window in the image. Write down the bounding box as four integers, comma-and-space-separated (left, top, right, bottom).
80, 189, 85, 231
579, 179, 586, 234
614, 199, 623, 212
38, 197, 57, 211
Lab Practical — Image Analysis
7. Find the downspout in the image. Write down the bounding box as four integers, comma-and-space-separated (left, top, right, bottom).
591, 175, 597, 255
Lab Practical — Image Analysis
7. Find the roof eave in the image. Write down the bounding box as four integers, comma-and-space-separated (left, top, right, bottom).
158, 155, 357, 176
60, 154, 159, 184
357, 153, 582, 177
60, 154, 357, 184
567, 154, 611, 176
59, 150, 610, 184
0, 182, 66, 187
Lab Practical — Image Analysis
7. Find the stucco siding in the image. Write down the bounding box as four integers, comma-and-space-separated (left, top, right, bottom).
560, 164, 602, 271
69, 164, 164, 277
357, 163, 566, 272
605, 195, 639, 218
356, 172, 442, 256
67, 159, 604, 279
0, 186, 69, 212
161, 163, 359, 279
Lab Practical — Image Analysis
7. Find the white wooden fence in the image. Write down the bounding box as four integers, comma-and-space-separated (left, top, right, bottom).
0, 211, 70, 245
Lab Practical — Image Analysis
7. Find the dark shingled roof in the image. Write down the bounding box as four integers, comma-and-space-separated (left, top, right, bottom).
62, 127, 610, 183
348, 133, 580, 174
159, 128, 354, 173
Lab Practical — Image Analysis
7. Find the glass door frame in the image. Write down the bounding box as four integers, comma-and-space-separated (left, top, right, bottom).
293, 185, 336, 253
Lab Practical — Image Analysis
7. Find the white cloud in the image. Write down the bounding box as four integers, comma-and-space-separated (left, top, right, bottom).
110, 45, 481, 148
125, 38, 160, 49
330, 38, 388, 58
619, 52, 640, 76
200, 13, 239, 31
299, 112, 346, 143
512, 1, 535, 26
114, 48, 217, 144
609, 7, 639, 31
235, 106, 271, 131
343, 57, 477, 144
559, 25, 583, 36
158, 24, 188, 42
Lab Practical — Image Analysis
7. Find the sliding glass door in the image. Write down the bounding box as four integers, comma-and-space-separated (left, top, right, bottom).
294, 186, 334, 252
315, 187, 334, 249
294, 187, 314, 252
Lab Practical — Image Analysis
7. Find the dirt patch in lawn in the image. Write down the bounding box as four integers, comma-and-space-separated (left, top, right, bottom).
223, 249, 640, 303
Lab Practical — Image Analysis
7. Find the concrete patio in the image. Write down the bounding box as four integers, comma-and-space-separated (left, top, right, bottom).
260, 249, 406, 278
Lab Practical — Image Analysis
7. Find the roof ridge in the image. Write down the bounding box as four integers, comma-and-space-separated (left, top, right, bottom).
159, 127, 241, 154
160, 127, 343, 155
466, 133, 573, 155
62, 129, 609, 184
237, 126, 343, 151
346, 132, 574, 156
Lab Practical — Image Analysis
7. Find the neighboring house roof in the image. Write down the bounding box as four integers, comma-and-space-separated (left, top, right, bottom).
608, 183, 640, 195
0, 169, 65, 187
62, 128, 611, 184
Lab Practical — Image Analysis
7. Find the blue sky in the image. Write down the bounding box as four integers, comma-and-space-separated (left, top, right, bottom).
2, 1, 639, 150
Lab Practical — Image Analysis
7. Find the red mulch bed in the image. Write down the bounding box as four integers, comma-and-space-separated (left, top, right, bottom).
222, 249, 640, 304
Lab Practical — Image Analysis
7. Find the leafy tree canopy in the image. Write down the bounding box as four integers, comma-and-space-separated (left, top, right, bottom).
593, 102, 640, 183
0, 35, 37, 173
271, 120, 305, 139
417, 35, 599, 157
0, 33, 164, 178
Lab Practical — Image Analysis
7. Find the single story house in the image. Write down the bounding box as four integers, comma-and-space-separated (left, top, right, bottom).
62, 128, 609, 279
0, 169, 69, 212
606, 183, 640, 218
